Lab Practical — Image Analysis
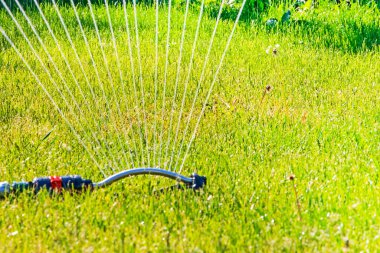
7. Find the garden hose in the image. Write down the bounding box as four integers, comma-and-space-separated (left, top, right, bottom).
0, 168, 206, 198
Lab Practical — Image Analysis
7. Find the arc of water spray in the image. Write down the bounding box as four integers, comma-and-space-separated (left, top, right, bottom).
0, 27, 104, 176
69, 0, 136, 173
0, 0, 110, 174
52, 0, 133, 172
152, 0, 159, 166
103, 0, 137, 168
131, 0, 150, 166
85, 0, 136, 169
31, 0, 121, 172
1, 0, 247, 176
168, 0, 205, 170
163, 0, 192, 169
158, 0, 173, 168
173, 0, 227, 171
121, 0, 146, 167
179, 0, 247, 173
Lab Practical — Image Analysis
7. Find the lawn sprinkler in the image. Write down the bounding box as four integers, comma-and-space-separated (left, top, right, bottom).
0, 168, 206, 198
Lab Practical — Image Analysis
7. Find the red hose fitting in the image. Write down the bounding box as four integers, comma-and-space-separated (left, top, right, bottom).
50, 176, 63, 193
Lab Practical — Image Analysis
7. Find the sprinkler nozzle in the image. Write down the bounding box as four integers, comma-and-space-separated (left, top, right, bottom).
190, 173, 207, 190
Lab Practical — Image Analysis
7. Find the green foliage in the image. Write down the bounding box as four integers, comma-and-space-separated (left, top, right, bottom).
263, 1, 380, 52
199, 0, 380, 22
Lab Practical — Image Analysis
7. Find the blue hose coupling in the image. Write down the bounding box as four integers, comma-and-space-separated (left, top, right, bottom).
190, 173, 206, 190
0, 182, 11, 198
32, 175, 93, 193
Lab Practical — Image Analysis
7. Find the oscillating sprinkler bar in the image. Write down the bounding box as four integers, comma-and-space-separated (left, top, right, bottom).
0, 168, 206, 198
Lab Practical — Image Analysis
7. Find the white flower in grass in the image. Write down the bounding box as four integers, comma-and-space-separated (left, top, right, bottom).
266, 44, 280, 56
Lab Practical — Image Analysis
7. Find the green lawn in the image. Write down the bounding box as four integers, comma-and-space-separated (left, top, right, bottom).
0, 2, 379, 252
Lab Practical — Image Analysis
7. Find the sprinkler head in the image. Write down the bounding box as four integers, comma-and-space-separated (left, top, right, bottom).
190, 173, 207, 190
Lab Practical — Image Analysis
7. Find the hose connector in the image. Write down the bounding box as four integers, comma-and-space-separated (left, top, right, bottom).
33, 175, 93, 193
0, 182, 11, 198
190, 173, 207, 190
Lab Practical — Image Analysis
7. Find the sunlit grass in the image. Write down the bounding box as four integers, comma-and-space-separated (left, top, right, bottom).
0, 3, 379, 251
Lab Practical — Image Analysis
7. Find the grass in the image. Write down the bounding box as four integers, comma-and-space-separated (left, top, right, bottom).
0, 2, 380, 252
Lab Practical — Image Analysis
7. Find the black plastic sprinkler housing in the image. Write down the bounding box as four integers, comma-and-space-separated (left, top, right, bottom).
0, 168, 206, 198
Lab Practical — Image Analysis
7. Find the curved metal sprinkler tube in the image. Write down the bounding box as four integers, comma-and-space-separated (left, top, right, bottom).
94, 168, 196, 188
